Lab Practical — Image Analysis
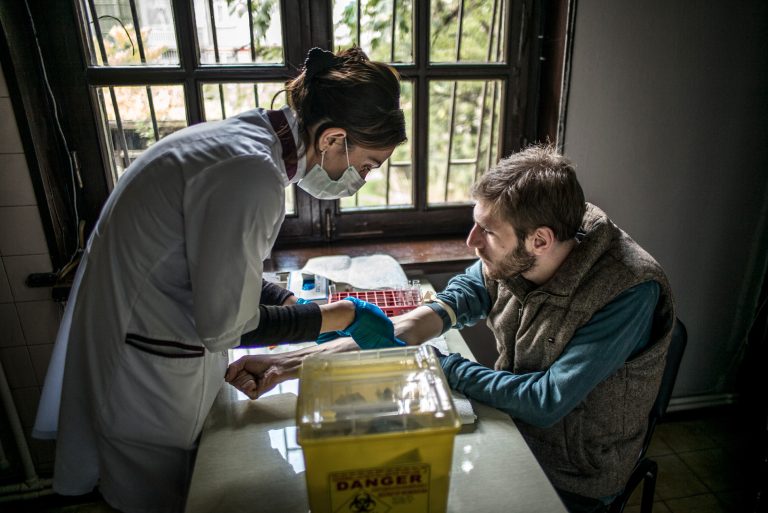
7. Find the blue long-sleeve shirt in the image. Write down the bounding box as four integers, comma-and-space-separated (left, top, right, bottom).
427, 261, 660, 428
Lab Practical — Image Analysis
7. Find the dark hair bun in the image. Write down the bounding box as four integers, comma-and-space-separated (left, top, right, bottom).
304, 47, 339, 82
286, 46, 407, 151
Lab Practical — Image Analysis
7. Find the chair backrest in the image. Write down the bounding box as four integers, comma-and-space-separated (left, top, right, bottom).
641, 317, 688, 455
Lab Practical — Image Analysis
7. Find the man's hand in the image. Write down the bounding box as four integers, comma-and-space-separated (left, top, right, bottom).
224, 355, 298, 399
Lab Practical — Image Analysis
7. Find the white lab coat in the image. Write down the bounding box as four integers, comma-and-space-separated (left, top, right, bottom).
33, 106, 304, 513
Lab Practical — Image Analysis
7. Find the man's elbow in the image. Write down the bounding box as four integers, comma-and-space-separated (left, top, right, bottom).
513, 403, 572, 428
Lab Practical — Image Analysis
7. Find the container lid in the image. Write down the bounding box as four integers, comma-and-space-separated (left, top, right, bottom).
297, 346, 460, 441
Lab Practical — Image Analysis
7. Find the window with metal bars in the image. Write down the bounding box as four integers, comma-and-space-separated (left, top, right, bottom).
14, 0, 550, 256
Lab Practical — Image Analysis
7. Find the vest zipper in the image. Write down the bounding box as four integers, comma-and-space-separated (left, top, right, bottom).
518, 290, 553, 323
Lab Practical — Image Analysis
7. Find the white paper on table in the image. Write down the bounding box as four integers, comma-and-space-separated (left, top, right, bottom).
301, 254, 409, 290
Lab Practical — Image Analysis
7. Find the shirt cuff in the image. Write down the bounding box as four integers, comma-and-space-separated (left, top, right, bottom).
422, 290, 458, 332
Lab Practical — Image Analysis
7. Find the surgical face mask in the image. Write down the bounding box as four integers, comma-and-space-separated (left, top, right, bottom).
298, 139, 365, 200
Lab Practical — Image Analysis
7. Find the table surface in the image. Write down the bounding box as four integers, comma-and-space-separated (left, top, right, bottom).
185, 329, 567, 513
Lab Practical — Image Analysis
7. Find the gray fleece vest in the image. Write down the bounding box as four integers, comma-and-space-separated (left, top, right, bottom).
485, 203, 675, 498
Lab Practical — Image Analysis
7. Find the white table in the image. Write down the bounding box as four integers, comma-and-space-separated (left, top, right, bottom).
185, 329, 567, 513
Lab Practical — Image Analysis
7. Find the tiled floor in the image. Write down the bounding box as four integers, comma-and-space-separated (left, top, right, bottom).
2, 407, 760, 512
623, 407, 755, 513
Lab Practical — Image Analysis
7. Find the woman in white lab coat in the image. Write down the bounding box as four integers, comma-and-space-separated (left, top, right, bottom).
33, 47, 407, 513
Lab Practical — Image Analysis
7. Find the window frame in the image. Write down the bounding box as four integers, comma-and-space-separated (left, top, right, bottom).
3, 0, 570, 267
327, 0, 542, 243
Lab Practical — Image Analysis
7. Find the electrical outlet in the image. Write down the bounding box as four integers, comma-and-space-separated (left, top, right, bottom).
25, 273, 58, 287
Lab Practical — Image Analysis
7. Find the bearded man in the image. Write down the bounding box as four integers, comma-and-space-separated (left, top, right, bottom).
226, 144, 676, 513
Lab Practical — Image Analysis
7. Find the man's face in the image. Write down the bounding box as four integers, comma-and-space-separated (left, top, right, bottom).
466, 200, 536, 280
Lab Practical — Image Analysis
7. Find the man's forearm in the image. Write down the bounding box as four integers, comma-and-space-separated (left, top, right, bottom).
393, 306, 444, 345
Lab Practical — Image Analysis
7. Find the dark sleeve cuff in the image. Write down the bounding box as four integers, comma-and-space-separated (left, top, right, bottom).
260, 279, 295, 306
438, 352, 463, 390
423, 302, 452, 334
240, 303, 321, 347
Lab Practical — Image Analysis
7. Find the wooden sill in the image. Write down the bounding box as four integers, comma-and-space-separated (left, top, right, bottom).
265, 236, 476, 274
51, 237, 475, 301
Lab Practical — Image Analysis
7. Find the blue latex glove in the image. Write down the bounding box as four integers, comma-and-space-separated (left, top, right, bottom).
341, 296, 406, 349
316, 331, 344, 343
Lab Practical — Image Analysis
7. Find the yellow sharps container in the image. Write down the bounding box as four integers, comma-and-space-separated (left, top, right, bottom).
297, 345, 460, 513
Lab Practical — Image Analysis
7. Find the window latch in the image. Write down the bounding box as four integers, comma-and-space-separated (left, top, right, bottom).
324, 208, 333, 241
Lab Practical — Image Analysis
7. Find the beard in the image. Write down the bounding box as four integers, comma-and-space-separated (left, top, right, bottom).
481, 240, 536, 281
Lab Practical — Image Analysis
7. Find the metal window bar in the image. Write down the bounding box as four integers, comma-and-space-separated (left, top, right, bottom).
484, 0, 505, 177
443, 81, 458, 202
127, 0, 160, 143
484, 82, 499, 179
207, 0, 221, 61
218, 86, 227, 119
387, 0, 399, 201
356, 0, 362, 46
472, 0, 500, 182
247, 0, 256, 62
86, 0, 107, 64
385, 160, 391, 204
108, 88, 131, 171
205, 0, 227, 118
481, 0, 504, 180
456, 0, 465, 61
390, 0, 397, 62
387, 160, 410, 206
86, 0, 130, 170
387, 161, 412, 206
82, 2, 100, 65
346, 0, 401, 208
491, 0, 503, 62
474, 80, 489, 178
442, 0, 466, 202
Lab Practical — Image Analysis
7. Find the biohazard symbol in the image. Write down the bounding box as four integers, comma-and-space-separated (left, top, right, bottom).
349, 492, 376, 512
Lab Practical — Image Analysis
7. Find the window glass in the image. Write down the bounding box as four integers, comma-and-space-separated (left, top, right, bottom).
201, 82, 286, 120
430, 0, 506, 63
81, 0, 179, 66
96, 85, 187, 180
340, 80, 414, 210
194, 0, 284, 65
68, 0, 525, 244
202, 83, 293, 213
428, 79, 502, 204
333, 0, 413, 64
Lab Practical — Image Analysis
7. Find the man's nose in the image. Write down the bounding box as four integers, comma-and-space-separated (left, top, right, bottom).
466, 225, 482, 248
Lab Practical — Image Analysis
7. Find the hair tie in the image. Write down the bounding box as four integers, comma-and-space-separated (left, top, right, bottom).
304, 47, 339, 82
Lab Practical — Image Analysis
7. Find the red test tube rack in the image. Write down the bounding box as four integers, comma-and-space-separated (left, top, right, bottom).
328, 286, 422, 317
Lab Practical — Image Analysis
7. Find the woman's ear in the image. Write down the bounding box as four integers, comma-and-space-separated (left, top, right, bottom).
317, 127, 348, 152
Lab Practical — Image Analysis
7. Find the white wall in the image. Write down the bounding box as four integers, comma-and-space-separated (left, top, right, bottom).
0, 64, 58, 475
563, 1, 768, 398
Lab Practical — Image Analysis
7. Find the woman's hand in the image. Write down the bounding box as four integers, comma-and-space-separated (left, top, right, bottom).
338, 297, 406, 349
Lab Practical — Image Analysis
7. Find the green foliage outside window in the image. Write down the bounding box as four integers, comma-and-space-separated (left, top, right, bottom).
92, 0, 504, 208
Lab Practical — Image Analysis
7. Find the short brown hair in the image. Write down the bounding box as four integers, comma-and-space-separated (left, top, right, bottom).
285, 47, 407, 152
472, 144, 586, 241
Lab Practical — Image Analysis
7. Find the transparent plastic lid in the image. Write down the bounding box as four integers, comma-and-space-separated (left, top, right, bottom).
297, 346, 460, 441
